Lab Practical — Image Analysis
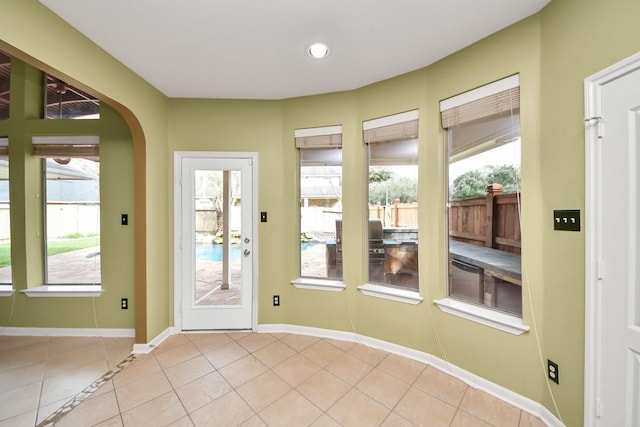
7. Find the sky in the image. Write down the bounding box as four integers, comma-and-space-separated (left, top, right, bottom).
449, 139, 521, 184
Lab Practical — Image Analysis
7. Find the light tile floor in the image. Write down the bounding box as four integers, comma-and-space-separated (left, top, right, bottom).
0, 332, 547, 427
0, 335, 134, 427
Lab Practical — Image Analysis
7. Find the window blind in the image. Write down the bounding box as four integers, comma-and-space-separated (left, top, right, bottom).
32, 136, 99, 160
363, 110, 419, 144
294, 125, 342, 149
440, 75, 520, 159
0, 138, 8, 156
440, 87, 520, 129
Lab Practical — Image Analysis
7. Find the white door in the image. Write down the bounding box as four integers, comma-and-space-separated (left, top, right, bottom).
175, 153, 256, 331
585, 55, 640, 426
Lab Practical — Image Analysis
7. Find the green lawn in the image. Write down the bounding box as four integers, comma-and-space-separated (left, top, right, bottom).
0, 237, 100, 268
47, 237, 100, 256
0, 245, 9, 268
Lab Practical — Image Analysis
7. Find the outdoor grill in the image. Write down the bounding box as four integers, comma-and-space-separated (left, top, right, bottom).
333, 218, 386, 282
366, 219, 386, 282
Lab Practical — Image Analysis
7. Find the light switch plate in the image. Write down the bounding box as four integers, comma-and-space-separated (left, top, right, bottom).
553, 210, 580, 231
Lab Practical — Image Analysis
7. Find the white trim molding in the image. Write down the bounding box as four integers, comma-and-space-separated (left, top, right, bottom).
133, 322, 562, 425
0, 284, 14, 296
440, 74, 520, 111
21, 285, 103, 297
357, 283, 423, 305
294, 125, 342, 138
132, 326, 176, 354
256, 323, 563, 427
363, 109, 419, 130
291, 277, 346, 292
0, 327, 134, 337
173, 151, 260, 333
434, 297, 529, 335
32, 135, 100, 145
583, 50, 640, 427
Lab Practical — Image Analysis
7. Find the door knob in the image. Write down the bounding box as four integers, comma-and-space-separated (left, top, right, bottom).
244, 238, 250, 243
244, 249, 251, 256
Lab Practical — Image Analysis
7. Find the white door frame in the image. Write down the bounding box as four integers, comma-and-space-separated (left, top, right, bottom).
173, 151, 259, 332
584, 51, 640, 426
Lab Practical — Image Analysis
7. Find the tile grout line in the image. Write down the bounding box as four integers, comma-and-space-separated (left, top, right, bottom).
32, 337, 51, 426
249, 335, 377, 426
27, 333, 536, 426
35, 352, 136, 427
219, 333, 317, 425
154, 347, 210, 427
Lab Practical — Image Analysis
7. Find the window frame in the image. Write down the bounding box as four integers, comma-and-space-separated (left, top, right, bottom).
435, 74, 528, 333
43, 73, 100, 120
0, 137, 12, 293
35, 136, 101, 287
292, 125, 345, 292
359, 110, 422, 303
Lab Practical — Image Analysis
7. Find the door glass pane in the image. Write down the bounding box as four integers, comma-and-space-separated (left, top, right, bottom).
193, 169, 242, 306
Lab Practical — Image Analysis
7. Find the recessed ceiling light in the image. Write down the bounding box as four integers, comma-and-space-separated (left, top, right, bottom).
308, 43, 329, 59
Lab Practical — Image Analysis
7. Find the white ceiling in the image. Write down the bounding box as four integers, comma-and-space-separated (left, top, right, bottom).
39, 0, 550, 100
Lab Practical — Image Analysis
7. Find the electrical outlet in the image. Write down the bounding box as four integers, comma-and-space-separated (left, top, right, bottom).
553, 210, 580, 231
548, 359, 559, 384
273, 295, 280, 306
121, 298, 128, 309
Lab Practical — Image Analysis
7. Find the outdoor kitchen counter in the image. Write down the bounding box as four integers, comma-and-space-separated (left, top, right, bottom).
449, 241, 521, 285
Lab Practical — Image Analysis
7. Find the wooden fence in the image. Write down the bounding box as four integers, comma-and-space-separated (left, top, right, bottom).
369, 200, 418, 229
448, 183, 521, 254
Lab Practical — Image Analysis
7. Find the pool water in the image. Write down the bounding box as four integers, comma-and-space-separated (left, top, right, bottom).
195, 244, 241, 261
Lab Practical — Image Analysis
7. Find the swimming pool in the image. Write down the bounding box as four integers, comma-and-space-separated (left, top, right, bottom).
195, 244, 241, 261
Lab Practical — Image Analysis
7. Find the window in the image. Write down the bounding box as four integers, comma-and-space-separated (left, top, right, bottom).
44, 74, 100, 119
295, 126, 343, 281
0, 51, 10, 120
441, 75, 522, 317
33, 136, 100, 285
364, 110, 419, 291
0, 138, 10, 284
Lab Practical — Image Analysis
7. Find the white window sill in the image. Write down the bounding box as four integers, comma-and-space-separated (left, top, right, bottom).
0, 284, 14, 296
21, 285, 104, 298
433, 297, 529, 335
291, 277, 345, 292
357, 283, 423, 305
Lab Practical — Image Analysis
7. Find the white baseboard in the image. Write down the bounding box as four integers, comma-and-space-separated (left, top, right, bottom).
132, 326, 176, 354
139, 323, 563, 426
256, 323, 565, 427
0, 327, 135, 337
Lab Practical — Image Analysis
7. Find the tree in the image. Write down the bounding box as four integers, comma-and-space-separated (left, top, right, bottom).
369, 175, 418, 205
369, 169, 393, 183
487, 165, 520, 194
450, 165, 520, 200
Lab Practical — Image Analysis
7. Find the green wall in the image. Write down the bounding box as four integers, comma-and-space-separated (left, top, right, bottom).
0, 59, 135, 329
167, 98, 286, 327
537, 0, 640, 423
164, 15, 547, 417
0, 0, 171, 342
2, 0, 640, 425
